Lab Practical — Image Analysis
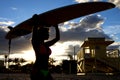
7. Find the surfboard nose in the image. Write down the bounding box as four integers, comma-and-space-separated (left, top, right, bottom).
105, 2, 116, 9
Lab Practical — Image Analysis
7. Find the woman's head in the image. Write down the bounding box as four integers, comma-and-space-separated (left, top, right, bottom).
37, 27, 49, 40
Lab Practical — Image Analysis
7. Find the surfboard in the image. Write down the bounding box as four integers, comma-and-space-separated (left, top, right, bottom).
5, 2, 115, 39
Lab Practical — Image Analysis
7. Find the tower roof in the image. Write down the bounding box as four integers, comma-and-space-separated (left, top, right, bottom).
81, 37, 114, 47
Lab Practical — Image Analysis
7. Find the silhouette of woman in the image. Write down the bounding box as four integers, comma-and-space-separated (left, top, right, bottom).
30, 14, 60, 80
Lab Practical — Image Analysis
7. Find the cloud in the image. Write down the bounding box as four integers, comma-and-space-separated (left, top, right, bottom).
0, 21, 15, 26
74, 0, 102, 3
0, 14, 117, 60
11, 7, 18, 10
0, 27, 32, 55
109, 0, 120, 8
75, 0, 90, 3
50, 14, 113, 57
0, 27, 8, 53
0, 17, 15, 26
59, 14, 111, 42
74, 0, 120, 9
0, 20, 31, 55
103, 25, 120, 41
107, 44, 120, 50
0, 20, 15, 54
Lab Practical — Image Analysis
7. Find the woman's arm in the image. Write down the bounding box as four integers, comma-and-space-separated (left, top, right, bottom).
31, 14, 40, 40
45, 24, 60, 46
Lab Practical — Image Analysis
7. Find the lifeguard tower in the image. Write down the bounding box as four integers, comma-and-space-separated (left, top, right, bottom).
77, 37, 120, 73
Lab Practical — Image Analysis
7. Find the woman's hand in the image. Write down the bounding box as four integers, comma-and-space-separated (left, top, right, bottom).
31, 14, 39, 26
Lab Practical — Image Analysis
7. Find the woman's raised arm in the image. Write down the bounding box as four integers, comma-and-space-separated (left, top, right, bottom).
45, 24, 60, 46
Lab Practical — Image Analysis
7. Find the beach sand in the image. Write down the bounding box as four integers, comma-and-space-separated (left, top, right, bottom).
0, 73, 120, 80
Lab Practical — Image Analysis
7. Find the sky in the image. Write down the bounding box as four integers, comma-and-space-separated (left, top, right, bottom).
0, 0, 120, 63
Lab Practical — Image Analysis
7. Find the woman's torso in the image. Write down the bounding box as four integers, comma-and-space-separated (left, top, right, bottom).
32, 41, 51, 70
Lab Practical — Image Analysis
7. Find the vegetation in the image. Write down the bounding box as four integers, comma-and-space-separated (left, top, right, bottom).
0, 56, 63, 74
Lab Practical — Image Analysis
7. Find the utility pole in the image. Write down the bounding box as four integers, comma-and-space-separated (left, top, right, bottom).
73, 46, 76, 60
7, 26, 13, 68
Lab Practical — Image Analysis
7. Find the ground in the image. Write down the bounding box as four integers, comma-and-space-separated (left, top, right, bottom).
0, 73, 120, 80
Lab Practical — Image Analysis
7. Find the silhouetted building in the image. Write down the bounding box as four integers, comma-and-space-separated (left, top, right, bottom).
77, 37, 120, 73
62, 60, 77, 74
0, 60, 4, 67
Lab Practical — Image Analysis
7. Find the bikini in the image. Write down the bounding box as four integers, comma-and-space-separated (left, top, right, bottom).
39, 45, 51, 55
38, 45, 51, 77
31, 44, 52, 77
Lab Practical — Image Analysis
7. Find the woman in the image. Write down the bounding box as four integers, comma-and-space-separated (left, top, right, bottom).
30, 14, 60, 80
